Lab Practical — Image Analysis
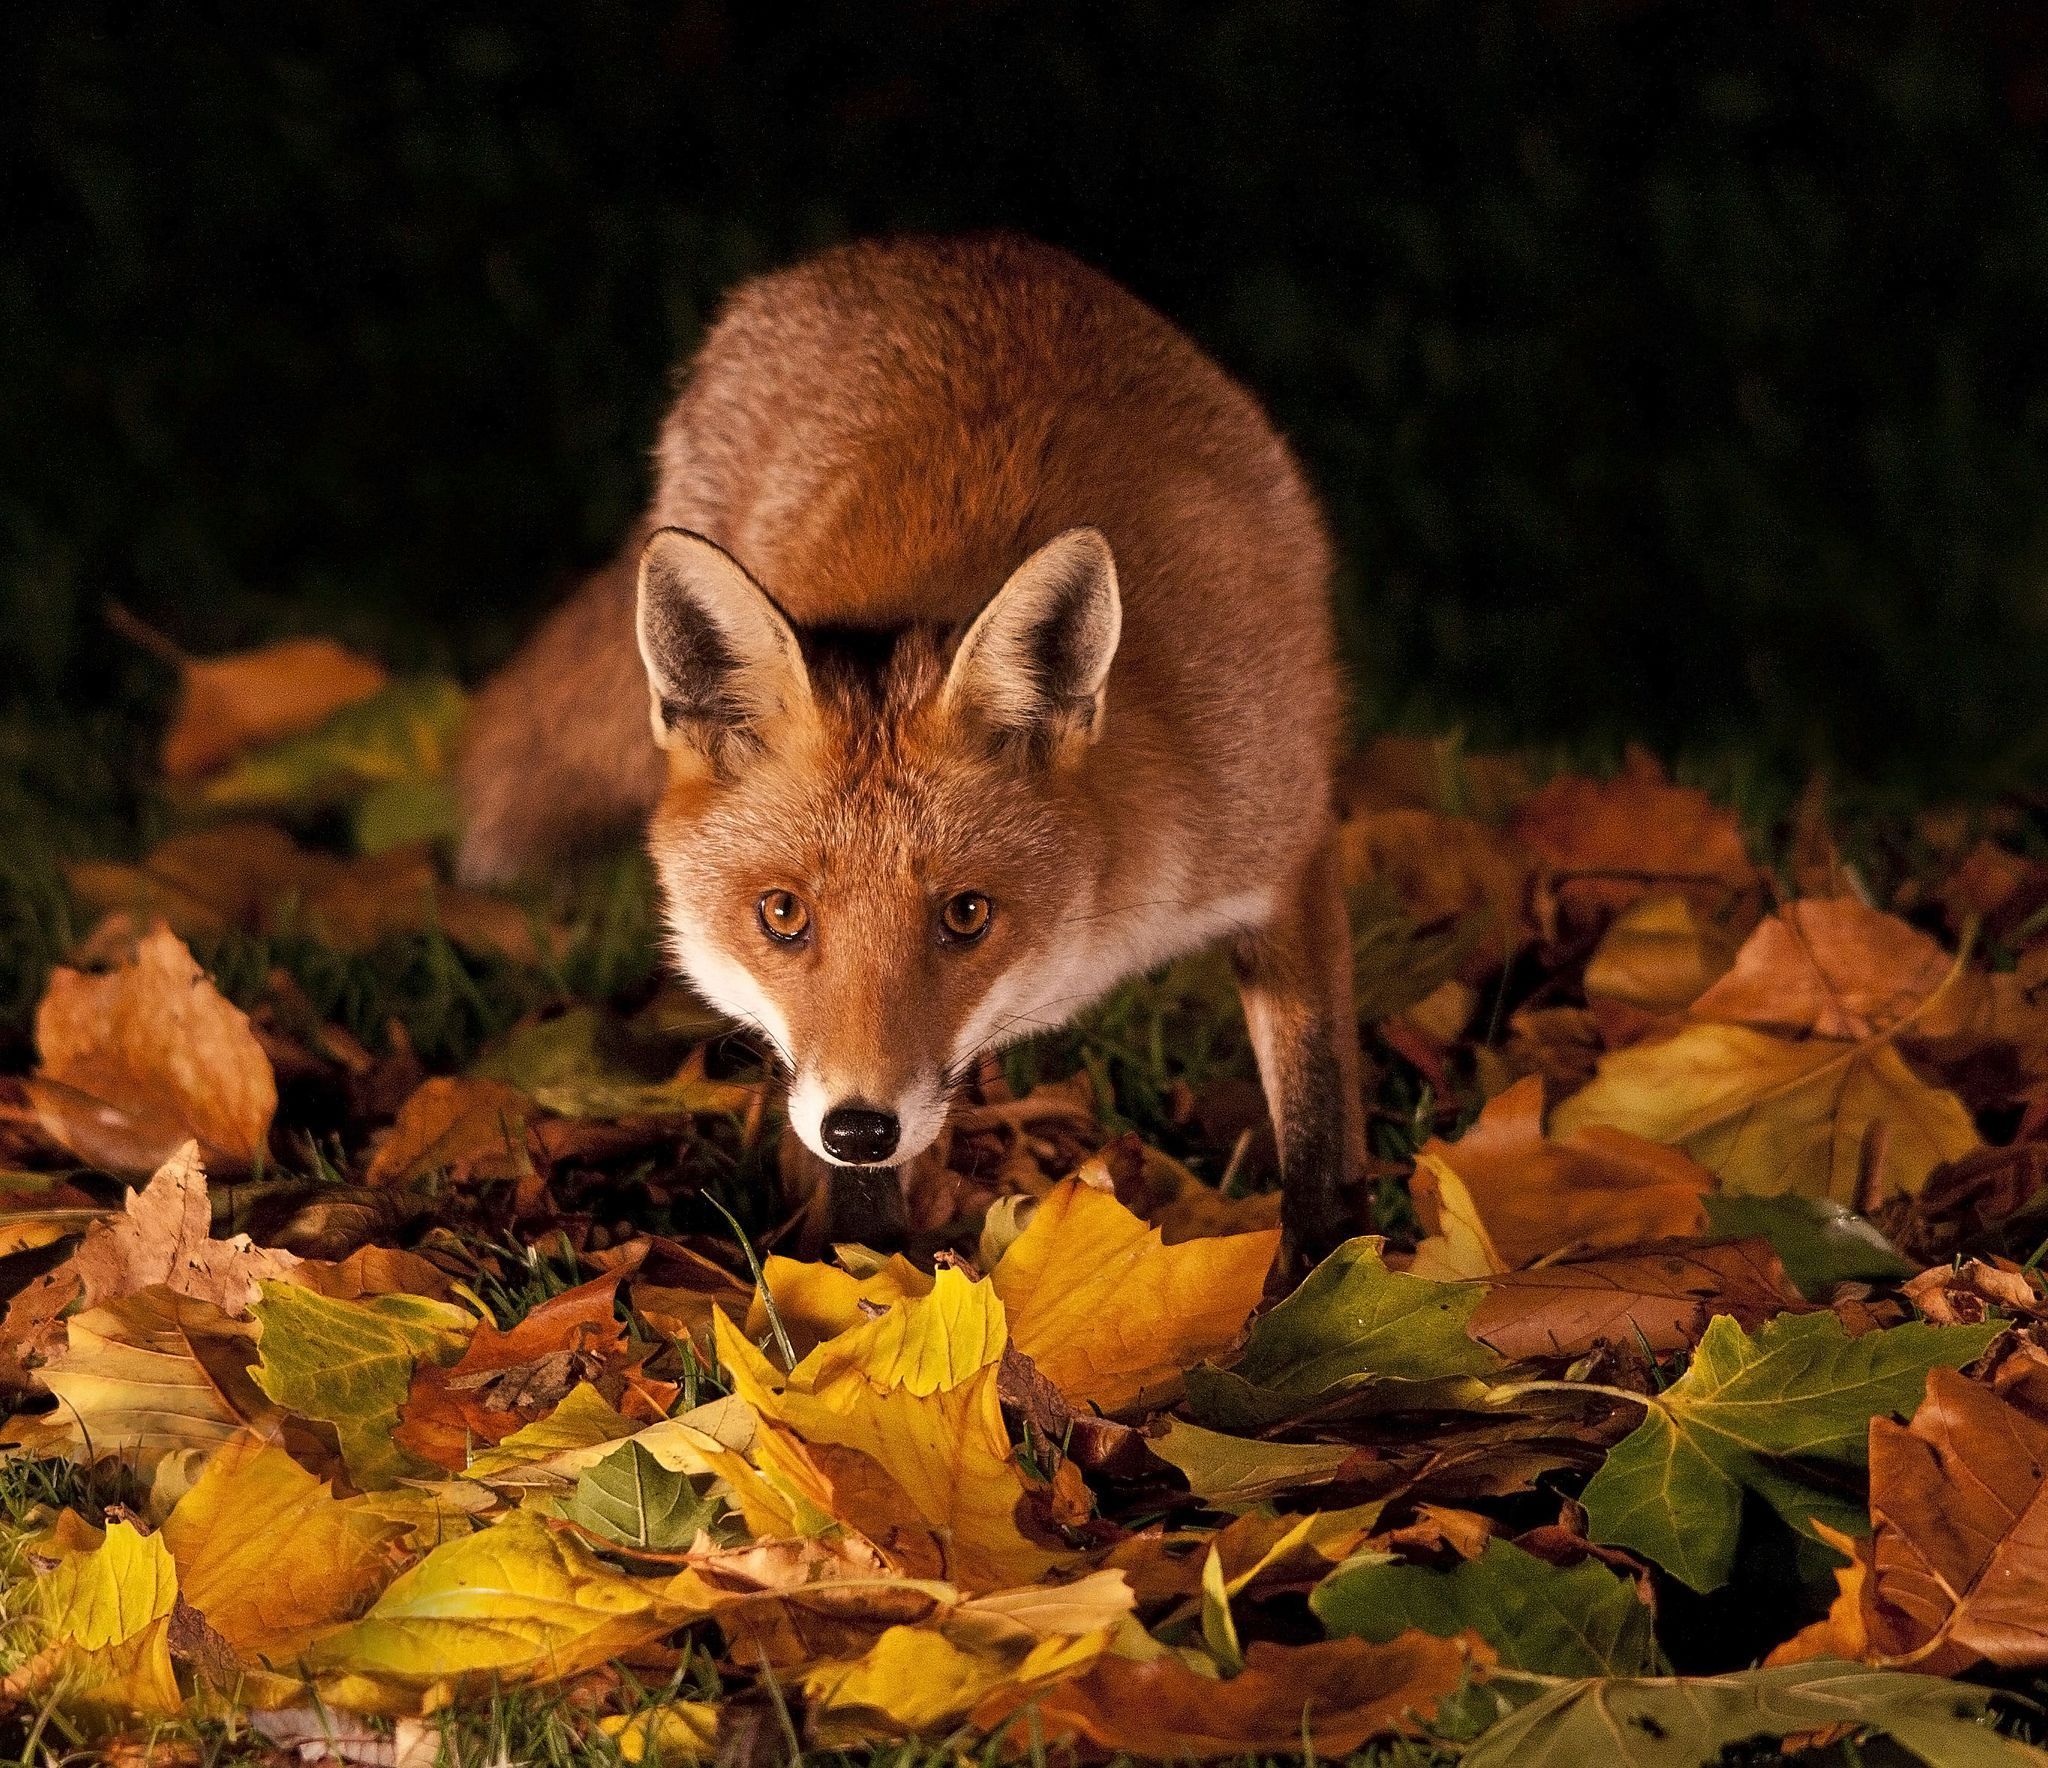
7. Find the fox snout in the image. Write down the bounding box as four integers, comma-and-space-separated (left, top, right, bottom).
785, 1068, 951, 1169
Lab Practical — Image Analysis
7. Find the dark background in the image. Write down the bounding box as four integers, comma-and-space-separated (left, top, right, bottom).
7, 0, 2048, 820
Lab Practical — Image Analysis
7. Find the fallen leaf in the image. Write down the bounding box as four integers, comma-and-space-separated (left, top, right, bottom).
1466, 1239, 1808, 1361
1184, 1236, 1496, 1430
1584, 894, 1737, 1016
31, 1287, 275, 1473
3, 1142, 301, 1374
990, 1170, 1278, 1412
300, 1510, 683, 1714
1461, 1661, 2039, 1768
38, 1517, 179, 1649
1146, 1421, 1360, 1510
365, 1076, 537, 1189
977, 1632, 1482, 1758
162, 1431, 404, 1659
161, 638, 389, 781
473, 1009, 760, 1120
1580, 1312, 2000, 1591
1512, 771, 1758, 935
1412, 1076, 1711, 1274
1699, 1193, 1915, 1296
30, 923, 277, 1174
562, 1440, 726, 1552
1862, 1368, 2048, 1672
1313, 1537, 1659, 1676
598, 1703, 719, 1765
394, 1273, 627, 1470
1689, 898, 1957, 1041
250, 1281, 474, 1489
196, 676, 466, 819
1551, 1023, 1979, 1204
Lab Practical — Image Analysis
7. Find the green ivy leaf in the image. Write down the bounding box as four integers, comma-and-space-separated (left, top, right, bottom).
562, 1440, 726, 1551
1184, 1236, 1498, 1430
1312, 1539, 1659, 1677
1462, 1660, 2034, 1768
1581, 1312, 1999, 1591
1700, 1192, 1914, 1297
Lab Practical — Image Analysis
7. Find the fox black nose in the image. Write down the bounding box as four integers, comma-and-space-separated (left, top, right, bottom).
820, 1104, 900, 1164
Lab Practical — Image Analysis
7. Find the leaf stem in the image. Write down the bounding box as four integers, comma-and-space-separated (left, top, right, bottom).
1484, 1378, 1659, 1411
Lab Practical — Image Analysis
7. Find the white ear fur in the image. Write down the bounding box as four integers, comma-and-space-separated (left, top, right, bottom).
636, 528, 811, 757
940, 527, 1121, 746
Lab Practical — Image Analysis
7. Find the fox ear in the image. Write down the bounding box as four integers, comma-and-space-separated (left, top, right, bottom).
940, 527, 1121, 753
637, 528, 811, 767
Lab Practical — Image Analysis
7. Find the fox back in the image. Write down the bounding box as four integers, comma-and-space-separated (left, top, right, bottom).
459, 234, 1348, 1189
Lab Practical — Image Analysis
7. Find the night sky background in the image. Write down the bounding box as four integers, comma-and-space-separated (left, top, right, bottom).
7, 1, 2048, 813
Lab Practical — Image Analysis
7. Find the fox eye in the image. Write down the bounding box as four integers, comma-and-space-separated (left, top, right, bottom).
757, 889, 811, 944
939, 891, 992, 944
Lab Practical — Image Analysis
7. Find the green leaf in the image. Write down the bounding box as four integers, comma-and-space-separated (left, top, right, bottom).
1312, 1539, 1658, 1677
250, 1281, 473, 1489
1581, 1312, 1999, 1591
1462, 1661, 2038, 1768
197, 676, 467, 819
1701, 1192, 1914, 1297
563, 1440, 726, 1551
1147, 1420, 1360, 1511
1198, 1544, 1245, 1675
353, 775, 462, 855
1183, 1236, 1498, 1430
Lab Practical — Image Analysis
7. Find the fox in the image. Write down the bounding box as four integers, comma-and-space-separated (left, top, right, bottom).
457, 233, 1365, 1257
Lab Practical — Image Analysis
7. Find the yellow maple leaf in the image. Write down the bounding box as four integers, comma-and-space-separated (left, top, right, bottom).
748, 1253, 934, 1357
38, 1519, 178, 1651
1552, 1022, 1979, 1202
715, 1295, 1056, 1592
990, 1174, 1278, 1412
162, 1431, 405, 1660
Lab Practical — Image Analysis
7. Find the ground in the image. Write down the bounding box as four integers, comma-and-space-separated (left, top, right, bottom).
2, 642, 2048, 1766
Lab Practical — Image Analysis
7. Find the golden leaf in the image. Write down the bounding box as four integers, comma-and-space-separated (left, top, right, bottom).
162, 1431, 405, 1660
990, 1173, 1278, 1411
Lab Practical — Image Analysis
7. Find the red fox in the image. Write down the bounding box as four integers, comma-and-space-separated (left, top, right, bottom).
458, 234, 1364, 1255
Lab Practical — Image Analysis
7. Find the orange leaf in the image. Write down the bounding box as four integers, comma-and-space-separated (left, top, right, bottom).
29, 923, 276, 1174
365, 1076, 536, 1188
974, 1632, 1482, 1757
394, 1273, 627, 1470
1689, 898, 1955, 1041
1411, 1076, 1710, 1273
162, 638, 387, 780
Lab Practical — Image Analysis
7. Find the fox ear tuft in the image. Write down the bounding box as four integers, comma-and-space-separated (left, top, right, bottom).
636, 529, 811, 767
941, 527, 1121, 754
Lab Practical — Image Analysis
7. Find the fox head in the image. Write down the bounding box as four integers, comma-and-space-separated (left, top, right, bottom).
635, 525, 1122, 1170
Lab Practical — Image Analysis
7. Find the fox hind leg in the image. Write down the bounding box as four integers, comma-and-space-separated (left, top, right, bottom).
1232, 827, 1368, 1265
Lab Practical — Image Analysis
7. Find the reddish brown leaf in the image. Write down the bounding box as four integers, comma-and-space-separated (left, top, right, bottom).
1865, 1368, 2048, 1671
393, 1273, 627, 1470
160, 639, 388, 781
1467, 1238, 1808, 1361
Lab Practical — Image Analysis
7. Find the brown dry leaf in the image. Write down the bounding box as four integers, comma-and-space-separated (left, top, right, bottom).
162, 638, 388, 781
394, 1274, 627, 1470
1942, 841, 2048, 945
1511, 768, 1758, 936
1688, 899, 1956, 1041
1900, 1258, 2045, 1328
28, 923, 277, 1175
2, 1143, 301, 1376
1862, 1367, 2048, 1672
365, 1077, 537, 1188
1410, 1076, 1710, 1275
1467, 1238, 1808, 1361
1550, 1022, 1979, 1204
974, 1632, 1484, 1757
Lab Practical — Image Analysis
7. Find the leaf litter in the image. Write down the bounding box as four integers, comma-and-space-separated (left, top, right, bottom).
3, 655, 2048, 1760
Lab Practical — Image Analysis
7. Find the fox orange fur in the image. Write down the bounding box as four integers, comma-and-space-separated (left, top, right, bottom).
458, 234, 1364, 1253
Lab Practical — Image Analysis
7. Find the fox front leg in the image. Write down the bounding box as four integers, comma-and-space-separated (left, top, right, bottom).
1231, 829, 1368, 1266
